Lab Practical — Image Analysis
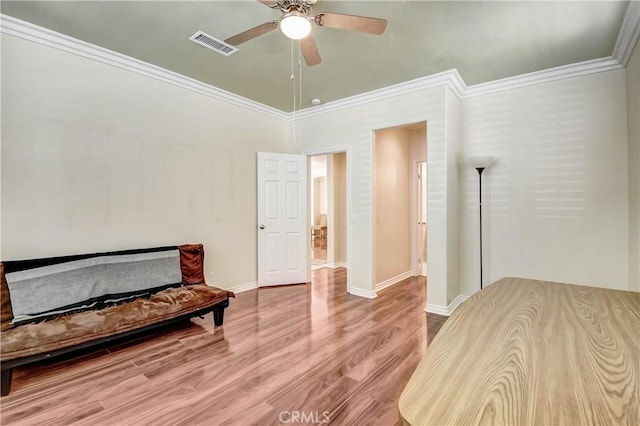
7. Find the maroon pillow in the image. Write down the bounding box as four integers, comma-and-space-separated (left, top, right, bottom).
178, 244, 206, 284
1, 263, 14, 331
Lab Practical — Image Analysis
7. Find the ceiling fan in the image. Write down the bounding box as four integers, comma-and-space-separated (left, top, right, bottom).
224, 0, 388, 66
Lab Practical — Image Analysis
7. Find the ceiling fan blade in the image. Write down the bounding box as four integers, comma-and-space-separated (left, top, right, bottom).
225, 21, 277, 45
300, 35, 321, 66
315, 12, 387, 35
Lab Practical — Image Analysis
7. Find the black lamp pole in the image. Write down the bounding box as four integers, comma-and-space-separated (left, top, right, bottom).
476, 167, 485, 290
469, 155, 494, 291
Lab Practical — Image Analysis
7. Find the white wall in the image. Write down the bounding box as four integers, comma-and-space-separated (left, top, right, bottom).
295, 86, 456, 306
310, 155, 327, 178
1, 35, 289, 289
3, 23, 635, 307
445, 89, 462, 303
627, 39, 640, 292
461, 70, 630, 293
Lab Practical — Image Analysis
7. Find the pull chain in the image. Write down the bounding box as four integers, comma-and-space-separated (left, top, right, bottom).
290, 39, 304, 147
291, 39, 296, 146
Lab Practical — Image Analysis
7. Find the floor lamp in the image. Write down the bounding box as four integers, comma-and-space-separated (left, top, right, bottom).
468, 156, 495, 290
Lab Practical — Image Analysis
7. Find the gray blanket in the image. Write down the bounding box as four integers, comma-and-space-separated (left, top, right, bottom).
6, 249, 182, 322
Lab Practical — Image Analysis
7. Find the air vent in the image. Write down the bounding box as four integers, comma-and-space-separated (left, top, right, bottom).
189, 31, 238, 56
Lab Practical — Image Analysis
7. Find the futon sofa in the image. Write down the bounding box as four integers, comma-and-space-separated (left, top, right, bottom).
0, 244, 234, 396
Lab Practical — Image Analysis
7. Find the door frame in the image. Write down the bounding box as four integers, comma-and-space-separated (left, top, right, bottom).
411, 160, 427, 276
305, 147, 351, 292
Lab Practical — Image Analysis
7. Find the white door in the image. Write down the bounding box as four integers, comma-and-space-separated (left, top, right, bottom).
257, 152, 308, 286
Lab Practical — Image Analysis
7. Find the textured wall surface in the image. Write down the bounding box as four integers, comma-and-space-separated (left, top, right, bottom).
1, 34, 289, 289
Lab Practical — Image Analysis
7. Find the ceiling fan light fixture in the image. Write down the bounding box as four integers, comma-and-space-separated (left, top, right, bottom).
279, 11, 312, 40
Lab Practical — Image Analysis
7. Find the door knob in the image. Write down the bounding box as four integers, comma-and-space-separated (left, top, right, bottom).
259, 224, 265, 230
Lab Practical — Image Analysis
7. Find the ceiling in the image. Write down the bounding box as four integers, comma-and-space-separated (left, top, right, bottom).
1, 1, 629, 112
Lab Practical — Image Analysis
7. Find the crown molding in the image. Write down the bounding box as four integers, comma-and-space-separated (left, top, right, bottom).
1, 12, 633, 122
463, 57, 623, 98
0, 14, 289, 121
613, 0, 640, 66
292, 69, 465, 120
291, 55, 622, 118
290, 2, 637, 117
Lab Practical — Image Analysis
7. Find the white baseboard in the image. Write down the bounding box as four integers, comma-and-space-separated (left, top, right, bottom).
311, 262, 347, 270
348, 287, 378, 299
375, 270, 413, 292
424, 303, 449, 316
447, 294, 469, 313
227, 281, 257, 294
425, 294, 470, 317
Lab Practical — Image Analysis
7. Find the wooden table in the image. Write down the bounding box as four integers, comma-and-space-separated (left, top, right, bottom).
399, 277, 640, 425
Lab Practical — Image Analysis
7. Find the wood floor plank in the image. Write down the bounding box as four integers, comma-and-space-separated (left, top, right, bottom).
0, 359, 141, 421
9, 398, 105, 426
1, 270, 444, 425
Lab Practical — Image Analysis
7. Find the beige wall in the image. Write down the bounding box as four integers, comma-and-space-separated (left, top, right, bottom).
313, 177, 327, 226
627, 39, 640, 292
328, 153, 347, 264
410, 127, 427, 161
310, 155, 327, 226
374, 127, 412, 285
1, 34, 289, 289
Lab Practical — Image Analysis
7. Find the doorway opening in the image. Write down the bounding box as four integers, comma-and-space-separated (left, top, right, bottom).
310, 155, 328, 268
373, 121, 427, 291
308, 152, 348, 286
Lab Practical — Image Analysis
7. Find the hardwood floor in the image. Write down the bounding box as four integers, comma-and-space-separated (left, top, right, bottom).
0, 269, 445, 425
311, 237, 327, 265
